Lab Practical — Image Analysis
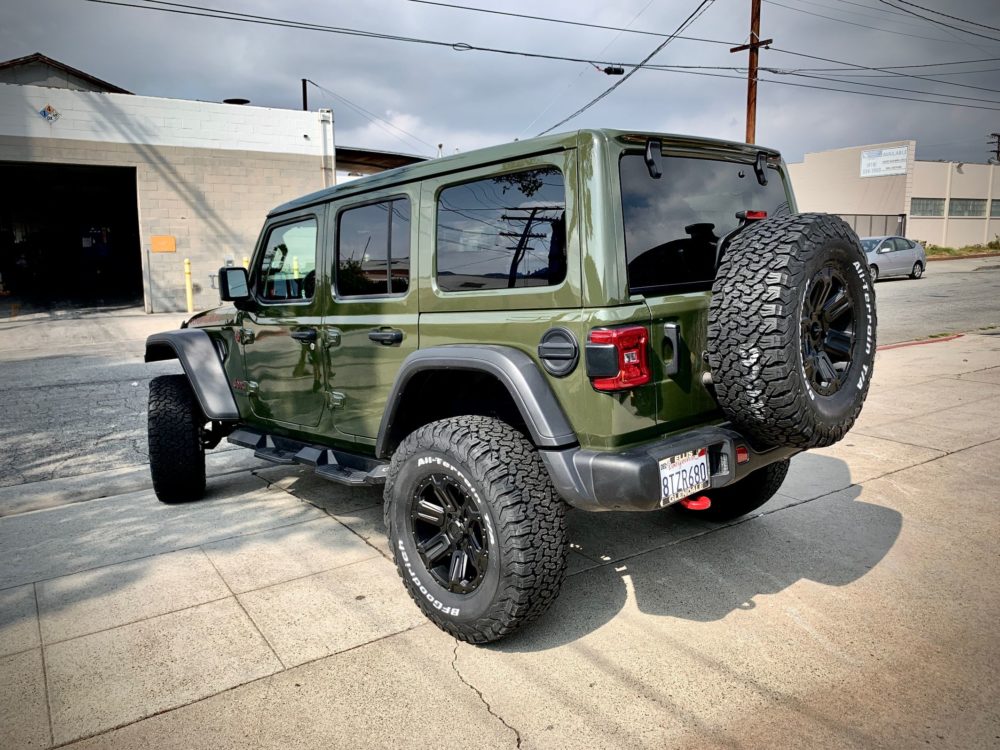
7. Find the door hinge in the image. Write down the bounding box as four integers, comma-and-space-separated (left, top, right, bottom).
328, 390, 346, 409
245, 380, 259, 395
237, 327, 256, 345
326, 328, 342, 347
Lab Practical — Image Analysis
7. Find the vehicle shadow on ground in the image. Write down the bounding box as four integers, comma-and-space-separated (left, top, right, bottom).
498, 454, 902, 652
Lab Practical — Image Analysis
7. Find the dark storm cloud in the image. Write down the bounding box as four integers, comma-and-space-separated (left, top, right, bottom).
2, 0, 998, 162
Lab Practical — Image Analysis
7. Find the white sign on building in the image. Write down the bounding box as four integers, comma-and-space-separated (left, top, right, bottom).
860, 145, 908, 177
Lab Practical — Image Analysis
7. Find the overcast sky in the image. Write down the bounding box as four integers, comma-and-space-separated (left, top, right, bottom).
3, 0, 999, 163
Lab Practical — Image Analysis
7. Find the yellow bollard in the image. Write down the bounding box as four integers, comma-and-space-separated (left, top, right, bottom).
292, 256, 300, 278
242, 256, 250, 269
184, 258, 194, 314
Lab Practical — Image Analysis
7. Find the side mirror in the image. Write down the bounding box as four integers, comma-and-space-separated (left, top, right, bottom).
218, 266, 250, 302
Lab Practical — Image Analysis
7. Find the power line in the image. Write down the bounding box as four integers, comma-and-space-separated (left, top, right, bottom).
405, 0, 737, 47
306, 79, 436, 154
791, 56, 1000, 71
883, 0, 1000, 34
763, 0, 965, 43
875, 1, 1000, 42
536, 0, 716, 136
654, 67, 1000, 111
766, 45, 1000, 94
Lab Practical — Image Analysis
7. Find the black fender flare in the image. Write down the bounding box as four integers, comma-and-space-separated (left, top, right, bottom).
145, 329, 240, 421
375, 345, 578, 458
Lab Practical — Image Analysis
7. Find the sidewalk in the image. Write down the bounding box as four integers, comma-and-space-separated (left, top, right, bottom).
1, 334, 999, 748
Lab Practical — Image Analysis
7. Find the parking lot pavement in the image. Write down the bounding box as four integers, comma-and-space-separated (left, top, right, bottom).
1, 334, 998, 749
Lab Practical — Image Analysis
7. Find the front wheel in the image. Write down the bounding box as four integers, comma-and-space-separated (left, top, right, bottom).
384, 416, 567, 643
869, 264, 879, 282
148, 375, 206, 503
676, 459, 790, 522
909, 262, 923, 279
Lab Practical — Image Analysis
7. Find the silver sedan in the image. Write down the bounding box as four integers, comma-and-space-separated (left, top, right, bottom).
860, 236, 927, 282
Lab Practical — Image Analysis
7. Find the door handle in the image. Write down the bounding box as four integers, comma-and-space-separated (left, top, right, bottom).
368, 328, 403, 345
290, 329, 317, 343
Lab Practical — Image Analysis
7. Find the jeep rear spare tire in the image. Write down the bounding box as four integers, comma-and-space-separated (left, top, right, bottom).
708, 213, 876, 449
384, 416, 568, 643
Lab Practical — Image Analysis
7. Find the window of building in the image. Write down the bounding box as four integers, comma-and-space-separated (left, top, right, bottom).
992, 200, 1000, 217
336, 198, 410, 296
948, 198, 987, 217
436, 167, 567, 292
255, 218, 317, 302
910, 198, 945, 217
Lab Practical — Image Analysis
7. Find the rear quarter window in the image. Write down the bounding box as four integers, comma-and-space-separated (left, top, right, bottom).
436, 167, 567, 292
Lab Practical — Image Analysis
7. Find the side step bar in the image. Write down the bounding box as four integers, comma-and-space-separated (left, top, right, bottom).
229, 428, 389, 487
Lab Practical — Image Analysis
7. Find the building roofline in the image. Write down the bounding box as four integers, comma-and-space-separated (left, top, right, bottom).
0, 52, 131, 94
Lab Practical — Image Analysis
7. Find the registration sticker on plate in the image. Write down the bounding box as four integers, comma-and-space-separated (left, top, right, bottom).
658, 447, 711, 507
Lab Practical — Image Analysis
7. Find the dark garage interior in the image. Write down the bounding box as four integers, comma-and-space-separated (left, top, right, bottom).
0, 162, 143, 308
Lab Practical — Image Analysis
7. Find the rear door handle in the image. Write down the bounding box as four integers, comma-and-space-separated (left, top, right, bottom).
290, 329, 317, 343
368, 328, 403, 345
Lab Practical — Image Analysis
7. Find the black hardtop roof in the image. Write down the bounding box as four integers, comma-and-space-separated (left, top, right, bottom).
269, 128, 782, 217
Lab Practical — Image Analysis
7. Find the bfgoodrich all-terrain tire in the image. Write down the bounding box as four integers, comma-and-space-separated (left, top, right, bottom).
677, 459, 790, 522
708, 213, 876, 449
148, 374, 206, 503
384, 416, 568, 643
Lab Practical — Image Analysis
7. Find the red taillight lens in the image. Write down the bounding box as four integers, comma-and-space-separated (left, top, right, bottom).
744, 210, 768, 221
588, 325, 651, 391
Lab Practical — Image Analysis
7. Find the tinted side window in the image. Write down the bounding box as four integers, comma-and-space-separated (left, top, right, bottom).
336, 198, 410, 296
255, 218, 318, 302
436, 168, 566, 292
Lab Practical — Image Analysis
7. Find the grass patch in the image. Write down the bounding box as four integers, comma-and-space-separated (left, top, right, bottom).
923, 237, 1000, 258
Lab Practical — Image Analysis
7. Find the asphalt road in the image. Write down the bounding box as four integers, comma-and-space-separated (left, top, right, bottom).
0, 255, 997, 488
872, 255, 1000, 344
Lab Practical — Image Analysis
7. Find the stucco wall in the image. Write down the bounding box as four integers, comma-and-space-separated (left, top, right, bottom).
787, 141, 912, 215
0, 83, 334, 311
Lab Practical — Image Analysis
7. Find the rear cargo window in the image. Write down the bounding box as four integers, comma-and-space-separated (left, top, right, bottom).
436, 167, 567, 292
620, 154, 791, 294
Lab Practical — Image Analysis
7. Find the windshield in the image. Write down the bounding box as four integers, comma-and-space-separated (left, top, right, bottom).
620, 153, 792, 294
859, 238, 880, 252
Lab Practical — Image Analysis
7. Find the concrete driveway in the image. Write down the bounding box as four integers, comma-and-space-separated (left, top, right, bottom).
2, 333, 999, 749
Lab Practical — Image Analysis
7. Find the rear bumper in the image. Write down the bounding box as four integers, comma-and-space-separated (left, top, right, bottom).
540, 424, 798, 512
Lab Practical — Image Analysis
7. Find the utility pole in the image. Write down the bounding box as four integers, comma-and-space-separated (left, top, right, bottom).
302, 78, 308, 111
990, 132, 1000, 162
730, 0, 772, 144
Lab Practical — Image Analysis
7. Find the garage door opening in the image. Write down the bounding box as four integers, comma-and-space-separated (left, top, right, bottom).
0, 162, 143, 308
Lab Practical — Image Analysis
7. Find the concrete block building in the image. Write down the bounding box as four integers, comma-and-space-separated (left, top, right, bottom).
788, 140, 1000, 248
0, 53, 420, 312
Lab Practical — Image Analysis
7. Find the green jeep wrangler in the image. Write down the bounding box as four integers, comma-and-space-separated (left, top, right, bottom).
146, 129, 875, 643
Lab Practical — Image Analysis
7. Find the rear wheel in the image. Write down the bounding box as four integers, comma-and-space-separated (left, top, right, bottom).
676, 459, 790, 522
384, 416, 567, 643
148, 375, 206, 503
909, 262, 923, 279
869, 264, 879, 282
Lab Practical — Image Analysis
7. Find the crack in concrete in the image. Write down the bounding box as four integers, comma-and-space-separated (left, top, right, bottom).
450, 641, 522, 748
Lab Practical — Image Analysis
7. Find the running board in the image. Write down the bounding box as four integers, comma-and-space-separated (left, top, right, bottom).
229, 428, 388, 487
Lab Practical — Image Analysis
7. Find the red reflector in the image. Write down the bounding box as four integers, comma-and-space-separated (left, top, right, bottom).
745, 210, 768, 221
680, 495, 712, 511
735, 445, 750, 464
589, 325, 651, 391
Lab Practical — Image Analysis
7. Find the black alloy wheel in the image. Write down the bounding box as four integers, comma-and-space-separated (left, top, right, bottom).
800, 266, 855, 397
410, 474, 490, 595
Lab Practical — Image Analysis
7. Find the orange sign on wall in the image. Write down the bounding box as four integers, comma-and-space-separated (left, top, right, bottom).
151, 235, 176, 253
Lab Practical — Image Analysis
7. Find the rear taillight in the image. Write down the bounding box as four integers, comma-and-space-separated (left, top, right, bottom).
586, 325, 651, 391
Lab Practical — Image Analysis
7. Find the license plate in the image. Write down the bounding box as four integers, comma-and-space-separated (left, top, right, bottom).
658, 448, 711, 507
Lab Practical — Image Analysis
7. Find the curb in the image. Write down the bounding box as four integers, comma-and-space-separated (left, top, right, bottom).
927, 252, 1000, 262
877, 334, 963, 351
